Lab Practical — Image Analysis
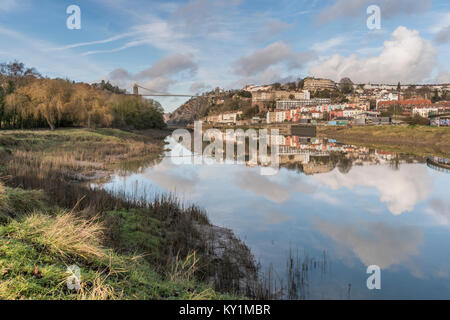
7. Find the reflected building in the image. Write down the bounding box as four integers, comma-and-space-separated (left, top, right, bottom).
427, 157, 450, 173
181, 130, 429, 176
270, 135, 427, 175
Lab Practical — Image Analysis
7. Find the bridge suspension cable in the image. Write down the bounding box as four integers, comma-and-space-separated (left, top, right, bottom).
133, 83, 197, 97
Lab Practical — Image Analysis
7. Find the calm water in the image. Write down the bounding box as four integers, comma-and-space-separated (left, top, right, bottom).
99, 135, 450, 300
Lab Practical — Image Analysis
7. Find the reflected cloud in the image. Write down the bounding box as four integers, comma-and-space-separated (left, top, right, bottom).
311, 164, 431, 215
234, 169, 316, 203
314, 219, 424, 269
253, 202, 293, 225
143, 161, 198, 194
427, 198, 450, 225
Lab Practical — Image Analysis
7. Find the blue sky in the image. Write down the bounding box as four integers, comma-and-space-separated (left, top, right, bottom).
1, 0, 449, 111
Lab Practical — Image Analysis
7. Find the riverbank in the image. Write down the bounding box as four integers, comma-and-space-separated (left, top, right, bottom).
0, 128, 258, 300
317, 125, 450, 158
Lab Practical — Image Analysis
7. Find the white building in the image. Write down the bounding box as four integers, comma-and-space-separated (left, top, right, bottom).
275, 111, 286, 123
376, 92, 399, 109
412, 107, 438, 118
343, 109, 365, 118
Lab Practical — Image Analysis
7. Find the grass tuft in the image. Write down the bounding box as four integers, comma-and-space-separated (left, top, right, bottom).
7, 212, 105, 262
167, 251, 200, 283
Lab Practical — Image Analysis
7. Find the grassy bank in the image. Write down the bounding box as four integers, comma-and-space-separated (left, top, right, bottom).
317, 125, 450, 158
0, 128, 257, 300
0, 184, 237, 299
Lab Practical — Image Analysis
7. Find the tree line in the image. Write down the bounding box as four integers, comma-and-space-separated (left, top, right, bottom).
0, 61, 166, 130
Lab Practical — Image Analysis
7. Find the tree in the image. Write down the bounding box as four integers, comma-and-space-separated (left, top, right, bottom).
0, 86, 5, 127
113, 96, 165, 129
237, 90, 252, 98
339, 96, 349, 103
380, 104, 403, 118
408, 114, 430, 126
243, 105, 259, 119
432, 89, 441, 103
339, 78, 354, 94
272, 83, 282, 90
337, 157, 353, 174
287, 82, 297, 90
0, 61, 39, 78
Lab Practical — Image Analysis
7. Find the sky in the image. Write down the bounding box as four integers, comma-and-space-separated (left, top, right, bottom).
0, 0, 449, 112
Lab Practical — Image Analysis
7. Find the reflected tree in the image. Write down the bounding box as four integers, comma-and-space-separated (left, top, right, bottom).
389, 154, 400, 171
337, 157, 353, 174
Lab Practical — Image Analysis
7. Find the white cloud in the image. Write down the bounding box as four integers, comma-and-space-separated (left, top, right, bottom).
48, 32, 138, 51
135, 54, 197, 80
169, 0, 242, 34
232, 41, 316, 79
309, 26, 437, 84
0, 25, 104, 81
433, 70, 450, 84
254, 19, 292, 42
190, 82, 211, 93
233, 42, 294, 76
312, 36, 346, 52
434, 25, 450, 44
428, 12, 450, 33
140, 77, 176, 93
229, 67, 294, 89
75, 17, 195, 57
319, 0, 432, 23
107, 53, 198, 93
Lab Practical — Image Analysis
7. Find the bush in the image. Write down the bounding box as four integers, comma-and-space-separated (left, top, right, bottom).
113, 96, 166, 130
408, 114, 430, 126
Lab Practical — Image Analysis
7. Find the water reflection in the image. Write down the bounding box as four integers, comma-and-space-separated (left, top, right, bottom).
98, 134, 450, 299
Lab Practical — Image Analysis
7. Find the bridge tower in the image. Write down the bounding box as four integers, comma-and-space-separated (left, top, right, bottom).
133, 83, 139, 95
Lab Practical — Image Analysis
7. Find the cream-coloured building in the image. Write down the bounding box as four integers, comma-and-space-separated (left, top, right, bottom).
203, 111, 243, 124
276, 98, 331, 110
412, 107, 438, 118
252, 90, 310, 104
303, 77, 336, 91
343, 109, 365, 118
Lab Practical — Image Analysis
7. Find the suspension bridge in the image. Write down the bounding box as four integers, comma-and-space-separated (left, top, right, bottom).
132, 84, 198, 98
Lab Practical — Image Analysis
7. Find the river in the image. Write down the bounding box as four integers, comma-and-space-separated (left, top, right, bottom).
97, 134, 450, 300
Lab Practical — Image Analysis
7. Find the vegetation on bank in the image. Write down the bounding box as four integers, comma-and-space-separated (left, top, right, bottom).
0, 61, 166, 130
0, 128, 255, 300
0, 184, 237, 300
318, 125, 450, 158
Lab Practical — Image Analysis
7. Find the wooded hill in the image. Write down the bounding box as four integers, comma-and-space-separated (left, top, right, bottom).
0, 61, 166, 130
168, 89, 259, 125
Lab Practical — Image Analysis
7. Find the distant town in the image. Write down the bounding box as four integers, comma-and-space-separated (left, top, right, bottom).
170, 77, 450, 127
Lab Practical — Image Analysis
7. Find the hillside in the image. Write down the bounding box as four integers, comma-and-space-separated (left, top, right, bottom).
166, 80, 342, 125
0, 61, 165, 131
168, 89, 255, 125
